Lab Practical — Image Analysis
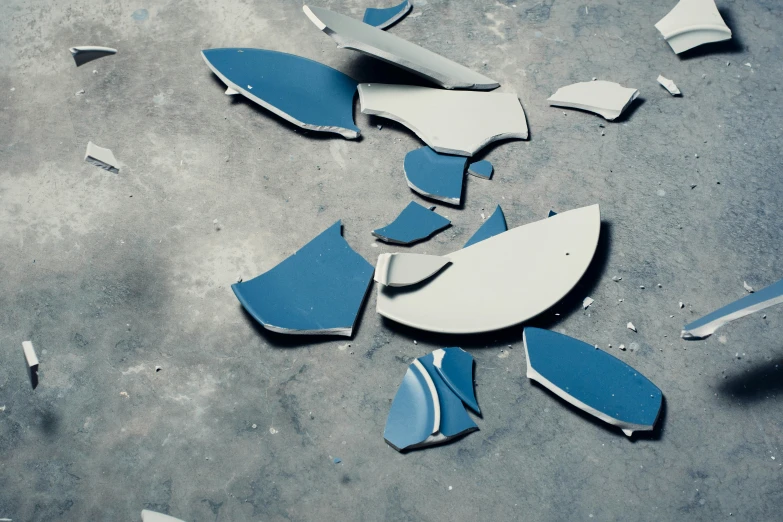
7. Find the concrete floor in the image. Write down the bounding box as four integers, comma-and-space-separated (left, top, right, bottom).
1, 0, 782, 520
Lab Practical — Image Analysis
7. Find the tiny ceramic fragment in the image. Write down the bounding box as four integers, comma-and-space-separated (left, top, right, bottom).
627, 322, 637, 332
612, 276, 622, 282
464, 205, 507, 248
69, 46, 117, 66
224, 87, 239, 95
619, 344, 626, 351
363, 0, 412, 29
743, 281, 754, 293
679, 301, 684, 308
467, 160, 494, 179
372, 201, 451, 244
374, 253, 451, 287
141, 510, 187, 522
84, 141, 119, 173
583, 297, 594, 309
403, 147, 466, 205
654, 0, 732, 54
548, 210, 558, 218
548, 81, 639, 121
22, 341, 39, 390
657, 75, 681, 95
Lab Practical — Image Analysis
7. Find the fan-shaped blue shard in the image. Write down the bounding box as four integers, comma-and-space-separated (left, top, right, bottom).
524, 328, 662, 436
372, 201, 451, 245
363, 0, 412, 29
682, 277, 783, 340
419, 353, 478, 437
232, 221, 373, 336
467, 160, 493, 179
463, 205, 507, 248
403, 147, 466, 205
384, 363, 438, 451
433, 348, 480, 414
201, 48, 360, 139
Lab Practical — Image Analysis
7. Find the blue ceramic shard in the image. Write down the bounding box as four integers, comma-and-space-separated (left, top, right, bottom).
362, 0, 412, 29
682, 277, 783, 340
403, 147, 466, 205
201, 48, 360, 138
548, 210, 557, 217
384, 361, 438, 451
463, 205, 507, 249
419, 353, 478, 438
467, 160, 493, 179
372, 201, 451, 245
232, 221, 373, 336
432, 348, 480, 414
524, 328, 662, 436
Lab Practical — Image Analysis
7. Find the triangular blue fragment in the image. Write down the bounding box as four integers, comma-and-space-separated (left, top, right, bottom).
373, 201, 451, 245
232, 221, 373, 336
419, 353, 478, 438
404, 147, 466, 205
463, 205, 507, 248
548, 210, 557, 217
362, 0, 411, 29
201, 48, 359, 138
467, 160, 493, 179
384, 364, 437, 451
434, 348, 480, 414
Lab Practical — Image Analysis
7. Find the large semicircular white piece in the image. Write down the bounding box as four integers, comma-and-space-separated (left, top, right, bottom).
376, 205, 601, 333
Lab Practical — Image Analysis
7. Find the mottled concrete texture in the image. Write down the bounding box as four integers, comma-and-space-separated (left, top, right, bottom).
1, 1, 782, 521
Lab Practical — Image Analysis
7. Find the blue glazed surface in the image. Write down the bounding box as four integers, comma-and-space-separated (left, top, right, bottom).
684, 277, 783, 332
548, 210, 557, 217
403, 147, 466, 204
202, 48, 359, 136
467, 160, 493, 179
231, 221, 373, 334
384, 365, 437, 451
419, 353, 478, 437
463, 205, 507, 248
525, 328, 662, 428
435, 348, 480, 414
362, 0, 410, 28
373, 201, 451, 244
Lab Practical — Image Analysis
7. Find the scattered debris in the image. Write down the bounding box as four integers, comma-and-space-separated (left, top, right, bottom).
464, 205, 507, 248
120, 391, 129, 398
373, 201, 451, 244
224, 87, 239, 95
679, 301, 685, 308
75, 89, 85, 95
333, 457, 342, 464
362, 0, 412, 29
201, 48, 360, 138
547, 81, 639, 121
22, 341, 39, 390
619, 344, 626, 351
69, 46, 117, 66
84, 141, 120, 173
548, 210, 558, 218
627, 322, 637, 332
374, 253, 451, 287
743, 281, 754, 293
654, 0, 732, 54
359, 83, 529, 156
657, 75, 681, 95
612, 276, 622, 282
304, 5, 498, 90
467, 160, 494, 179
403, 147, 466, 204
583, 297, 594, 309
640, 285, 645, 289
232, 221, 373, 336
141, 510, 187, 522
155, 366, 162, 372
252, 423, 257, 429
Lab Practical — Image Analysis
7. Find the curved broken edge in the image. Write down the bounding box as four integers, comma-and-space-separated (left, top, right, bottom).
363, 0, 413, 30
374, 253, 451, 287
69, 46, 117, 54
659, 23, 732, 40
403, 176, 461, 205
201, 50, 360, 139
548, 89, 639, 121
432, 348, 480, 414
663, 28, 732, 54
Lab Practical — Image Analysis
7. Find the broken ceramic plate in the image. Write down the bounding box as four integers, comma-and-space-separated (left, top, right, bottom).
69, 46, 117, 66
201, 48, 360, 138
404, 147, 466, 205
655, 0, 732, 54
22, 341, 39, 390
372, 201, 451, 244
375, 253, 451, 287
463, 205, 507, 248
524, 328, 663, 436
657, 75, 681, 96
304, 5, 497, 90
682, 277, 783, 340
84, 141, 119, 173
384, 348, 479, 451
363, 0, 412, 29
232, 221, 373, 336
548, 81, 639, 121
432, 347, 480, 414
467, 160, 493, 179
141, 510, 187, 522
377, 205, 600, 333
359, 84, 528, 156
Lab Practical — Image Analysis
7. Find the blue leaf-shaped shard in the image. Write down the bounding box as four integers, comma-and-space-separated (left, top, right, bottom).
419, 353, 478, 438
524, 328, 662, 436
362, 0, 412, 29
404, 147, 466, 205
201, 48, 360, 138
463, 205, 507, 248
384, 362, 438, 451
467, 160, 493, 179
373, 201, 451, 245
433, 348, 480, 414
232, 221, 373, 336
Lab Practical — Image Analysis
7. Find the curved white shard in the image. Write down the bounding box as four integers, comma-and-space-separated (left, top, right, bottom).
376, 205, 601, 334
548, 81, 639, 121
374, 253, 451, 287
655, 0, 731, 54
141, 510, 187, 522
657, 75, 681, 95
304, 5, 498, 90
69, 46, 117, 66
359, 84, 528, 156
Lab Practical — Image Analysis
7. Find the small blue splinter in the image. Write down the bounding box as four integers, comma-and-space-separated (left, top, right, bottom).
373, 201, 451, 245
463, 205, 507, 248
362, 0, 412, 29
403, 147, 467, 205
467, 160, 493, 179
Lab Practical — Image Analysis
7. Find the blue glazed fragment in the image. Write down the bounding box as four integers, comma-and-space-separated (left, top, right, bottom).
467, 160, 493, 179
201, 48, 360, 138
548, 210, 557, 217
682, 277, 783, 340
362, 0, 412, 29
232, 221, 373, 336
419, 353, 478, 438
403, 147, 466, 205
384, 362, 438, 451
433, 348, 480, 414
373, 201, 451, 245
463, 205, 507, 248
524, 328, 662, 436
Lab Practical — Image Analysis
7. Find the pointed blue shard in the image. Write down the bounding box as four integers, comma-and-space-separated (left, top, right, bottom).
201, 48, 360, 138
548, 210, 557, 217
373, 201, 451, 245
463, 205, 507, 248
403, 147, 466, 205
384, 361, 438, 451
419, 353, 478, 438
467, 160, 493, 179
524, 328, 662, 436
432, 348, 480, 414
362, 0, 412, 29
682, 277, 783, 340
232, 221, 373, 336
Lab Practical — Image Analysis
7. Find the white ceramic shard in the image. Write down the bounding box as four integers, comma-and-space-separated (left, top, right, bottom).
358, 84, 528, 156
374, 253, 451, 287
303, 5, 498, 90
141, 510, 187, 522
377, 205, 601, 333
655, 0, 731, 54
84, 141, 119, 173
69, 46, 117, 66
657, 75, 681, 95
22, 341, 39, 389
224, 87, 239, 95
547, 81, 639, 121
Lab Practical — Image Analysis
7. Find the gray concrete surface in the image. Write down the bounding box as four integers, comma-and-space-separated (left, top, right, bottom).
1, 0, 782, 520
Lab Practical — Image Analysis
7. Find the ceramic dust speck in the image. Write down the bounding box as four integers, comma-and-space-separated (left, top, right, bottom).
232, 221, 373, 336
403, 147, 466, 205
524, 328, 663, 436
363, 0, 412, 29
463, 205, 507, 248
548, 81, 639, 121
655, 0, 731, 54
69, 46, 117, 66
372, 201, 451, 244
84, 141, 120, 173
374, 253, 451, 287
467, 160, 493, 179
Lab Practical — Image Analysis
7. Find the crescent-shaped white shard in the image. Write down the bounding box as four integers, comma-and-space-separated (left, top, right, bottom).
654, 0, 731, 54
548, 81, 639, 121
376, 205, 601, 334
